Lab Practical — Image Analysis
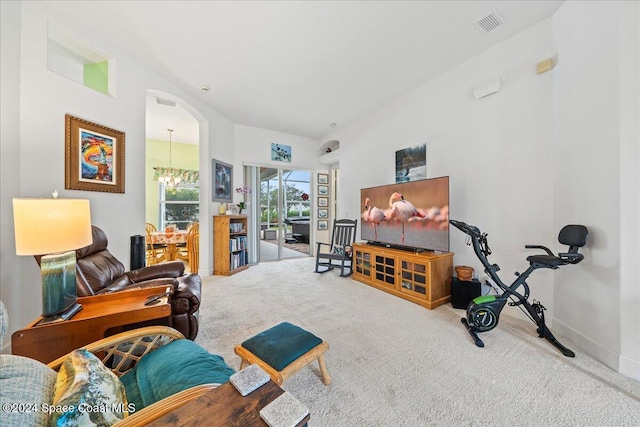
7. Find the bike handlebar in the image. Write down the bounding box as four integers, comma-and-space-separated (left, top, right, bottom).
449, 219, 482, 238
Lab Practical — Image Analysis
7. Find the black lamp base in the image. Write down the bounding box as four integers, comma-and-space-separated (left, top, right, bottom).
38, 302, 83, 325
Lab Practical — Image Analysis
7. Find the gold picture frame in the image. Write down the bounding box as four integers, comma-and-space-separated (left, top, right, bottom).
65, 114, 125, 193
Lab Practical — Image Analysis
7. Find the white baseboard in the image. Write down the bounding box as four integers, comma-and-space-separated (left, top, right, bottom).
619, 355, 640, 381
552, 317, 621, 373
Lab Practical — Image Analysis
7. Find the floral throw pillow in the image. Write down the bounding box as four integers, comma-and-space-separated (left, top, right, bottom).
331, 245, 352, 256
50, 349, 129, 426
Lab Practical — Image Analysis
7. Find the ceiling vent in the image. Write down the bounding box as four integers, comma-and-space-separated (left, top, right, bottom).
155, 97, 176, 107
475, 10, 507, 33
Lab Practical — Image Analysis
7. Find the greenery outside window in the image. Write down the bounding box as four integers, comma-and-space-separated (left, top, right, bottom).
160, 184, 199, 230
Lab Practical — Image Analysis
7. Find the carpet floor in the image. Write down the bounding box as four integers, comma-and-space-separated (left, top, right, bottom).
195, 257, 640, 426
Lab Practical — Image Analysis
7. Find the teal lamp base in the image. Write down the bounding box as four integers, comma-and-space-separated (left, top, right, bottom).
38, 251, 83, 324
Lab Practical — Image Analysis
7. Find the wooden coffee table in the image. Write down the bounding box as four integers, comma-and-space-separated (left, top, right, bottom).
148, 381, 310, 427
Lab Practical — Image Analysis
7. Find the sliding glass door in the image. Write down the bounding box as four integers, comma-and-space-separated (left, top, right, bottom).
256, 167, 311, 262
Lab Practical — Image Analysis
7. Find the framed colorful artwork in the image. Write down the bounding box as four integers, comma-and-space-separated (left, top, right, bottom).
65, 114, 125, 193
212, 158, 233, 202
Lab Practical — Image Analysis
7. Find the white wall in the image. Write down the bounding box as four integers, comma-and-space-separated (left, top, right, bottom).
322, 18, 557, 317
0, 0, 23, 346
234, 124, 321, 176
318, 3, 639, 379
0, 1, 235, 339
552, 0, 640, 378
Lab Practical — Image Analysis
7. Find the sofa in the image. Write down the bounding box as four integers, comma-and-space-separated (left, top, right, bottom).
73, 225, 201, 340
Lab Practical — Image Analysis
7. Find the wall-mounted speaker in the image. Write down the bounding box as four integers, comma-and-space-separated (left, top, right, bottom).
473, 78, 501, 99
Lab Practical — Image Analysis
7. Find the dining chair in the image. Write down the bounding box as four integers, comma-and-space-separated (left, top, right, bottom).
186, 228, 199, 274
180, 223, 199, 272
145, 229, 164, 266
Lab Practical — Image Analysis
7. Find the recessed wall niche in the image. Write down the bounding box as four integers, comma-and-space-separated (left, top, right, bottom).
47, 21, 116, 97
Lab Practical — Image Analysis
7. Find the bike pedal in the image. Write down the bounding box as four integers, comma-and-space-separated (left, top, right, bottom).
532, 300, 546, 311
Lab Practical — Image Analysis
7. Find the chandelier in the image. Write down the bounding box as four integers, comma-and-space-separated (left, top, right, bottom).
157, 128, 181, 188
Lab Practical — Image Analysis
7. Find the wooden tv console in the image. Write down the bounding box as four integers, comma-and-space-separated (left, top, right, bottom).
351, 243, 454, 309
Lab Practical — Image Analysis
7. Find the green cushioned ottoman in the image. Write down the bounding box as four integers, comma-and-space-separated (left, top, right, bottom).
234, 322, 331, 386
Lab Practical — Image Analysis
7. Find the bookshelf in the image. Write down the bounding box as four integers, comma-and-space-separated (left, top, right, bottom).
213, 215, 249, 276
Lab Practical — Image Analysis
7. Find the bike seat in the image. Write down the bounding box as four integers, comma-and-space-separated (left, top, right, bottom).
526, 254, 566, 267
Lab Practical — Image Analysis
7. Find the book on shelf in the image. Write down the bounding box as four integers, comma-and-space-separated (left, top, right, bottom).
229, 236, 247, 252
230, 251, 248, 270
230, 222, 245, 233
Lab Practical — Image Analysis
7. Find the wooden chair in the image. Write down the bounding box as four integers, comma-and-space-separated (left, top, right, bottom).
315, 219, 358, 277
179, 223, 199, 271
30, 326, 220, 427
145, 229, 164, 266
186, 228, 199, 274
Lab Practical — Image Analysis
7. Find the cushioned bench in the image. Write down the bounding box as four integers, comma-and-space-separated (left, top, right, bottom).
234, 322, 331, 386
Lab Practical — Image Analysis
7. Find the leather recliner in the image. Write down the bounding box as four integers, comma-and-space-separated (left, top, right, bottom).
72, 225, 201, 340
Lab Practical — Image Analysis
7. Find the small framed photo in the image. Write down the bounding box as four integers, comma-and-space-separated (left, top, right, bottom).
318, 220, 328, 230
318, 185, 328, 196
318, 197, 328, 207
318, 173, 328, 184
318, 208, 329, 219
271, 143, 291, 162
65, 114, 125, 193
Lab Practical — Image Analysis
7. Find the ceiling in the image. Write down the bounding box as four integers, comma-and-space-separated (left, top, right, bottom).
50, 1, 563, 144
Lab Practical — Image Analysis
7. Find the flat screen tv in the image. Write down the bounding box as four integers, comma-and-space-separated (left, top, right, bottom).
360, 176, 449, 252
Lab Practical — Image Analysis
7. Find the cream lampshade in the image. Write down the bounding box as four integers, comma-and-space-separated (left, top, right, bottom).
13, 197, 92, 323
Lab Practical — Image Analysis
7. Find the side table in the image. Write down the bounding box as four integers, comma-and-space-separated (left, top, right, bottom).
11, 286, 171, 364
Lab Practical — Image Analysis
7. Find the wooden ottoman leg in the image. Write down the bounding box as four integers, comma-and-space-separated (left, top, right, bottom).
318, 355, 332, 385
239, 358, 248, 370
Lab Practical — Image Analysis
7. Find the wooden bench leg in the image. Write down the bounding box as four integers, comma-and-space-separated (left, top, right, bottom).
318, 355, 331, 385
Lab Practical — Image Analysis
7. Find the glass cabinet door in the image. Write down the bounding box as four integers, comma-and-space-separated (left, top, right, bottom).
399, 260, 429, 298
355, 249, 372, 278
375, 255, 396, 288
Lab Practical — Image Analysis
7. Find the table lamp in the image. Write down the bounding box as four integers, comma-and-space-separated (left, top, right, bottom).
13, 196, 92, 323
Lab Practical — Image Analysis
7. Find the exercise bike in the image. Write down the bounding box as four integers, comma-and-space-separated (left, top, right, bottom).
449, 219, 588, 357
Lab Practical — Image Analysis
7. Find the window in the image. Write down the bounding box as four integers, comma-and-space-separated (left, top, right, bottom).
47, 21, 115, 97
159, 184, 199, 230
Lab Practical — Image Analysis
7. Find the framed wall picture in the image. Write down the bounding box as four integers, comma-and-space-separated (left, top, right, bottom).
318, 185, 329, 196
318, 208, 329, 219
395, 143, 427, 183
318, 173, 328, 184
318, 196, 328, 207
271, 143, 291, 162
318, 219, 328, 230
65, 114, 125, 193
212, 158, 233, 202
